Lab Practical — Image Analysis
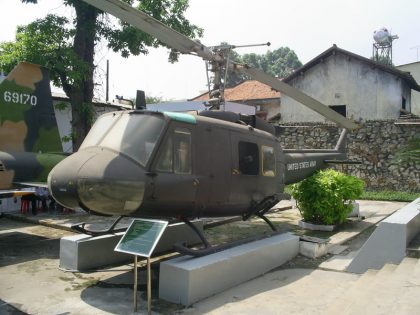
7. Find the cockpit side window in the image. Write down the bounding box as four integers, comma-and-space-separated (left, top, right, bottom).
156, 135, 173, 172
155, 128, 191, 174
80, 113, 121, 149
174, 129, 191, 174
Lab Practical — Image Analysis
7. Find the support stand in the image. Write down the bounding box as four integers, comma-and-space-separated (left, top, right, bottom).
115, 219, 168, 314
133, 256, 152, 314
134, 256, 138, 312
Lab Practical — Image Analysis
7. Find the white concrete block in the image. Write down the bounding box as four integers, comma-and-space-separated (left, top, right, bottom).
299, 241, 329, 258
347, 198, 420, 274
60, 220, 203, 271
159, 232, 299, 306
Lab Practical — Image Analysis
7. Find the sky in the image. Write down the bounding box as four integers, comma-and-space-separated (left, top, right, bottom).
1, 0, 420, 101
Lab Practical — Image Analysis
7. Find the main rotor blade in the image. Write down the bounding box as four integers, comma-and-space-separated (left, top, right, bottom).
82, 0, 220, 62
235, 64, 359, 130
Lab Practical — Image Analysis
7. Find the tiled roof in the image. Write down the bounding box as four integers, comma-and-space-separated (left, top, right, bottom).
190, 80, 280, 101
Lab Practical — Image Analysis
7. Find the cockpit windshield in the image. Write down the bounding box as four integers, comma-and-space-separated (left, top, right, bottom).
80, 112, 166, 166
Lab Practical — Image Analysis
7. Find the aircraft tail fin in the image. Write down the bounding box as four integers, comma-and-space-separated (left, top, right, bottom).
0, 62, 62, 153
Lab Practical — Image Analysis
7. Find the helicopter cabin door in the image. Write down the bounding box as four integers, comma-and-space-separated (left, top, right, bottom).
202, 126, 232, 216
229, 132, 261, 210
151, 124, 197, 216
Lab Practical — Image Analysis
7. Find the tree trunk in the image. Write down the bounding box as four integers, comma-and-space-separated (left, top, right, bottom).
69, 2, 99, 151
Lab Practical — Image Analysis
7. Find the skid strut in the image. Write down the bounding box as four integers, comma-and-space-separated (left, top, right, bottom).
71, 215, 126, 236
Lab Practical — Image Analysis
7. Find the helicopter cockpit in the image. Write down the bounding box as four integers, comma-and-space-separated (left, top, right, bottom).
48, 110, 198, 216
80, 111, 166, 167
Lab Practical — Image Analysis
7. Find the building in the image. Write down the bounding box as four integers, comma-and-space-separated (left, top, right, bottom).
396, 61, 420, 116
51, 93, 132, 152
280, 45, 420, 124
190, 80, 280, 120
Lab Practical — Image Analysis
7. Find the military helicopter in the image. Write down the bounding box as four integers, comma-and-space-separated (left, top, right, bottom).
48, 0, 359, 255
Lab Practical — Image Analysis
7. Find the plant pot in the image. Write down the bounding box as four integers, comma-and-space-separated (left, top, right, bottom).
298, 220, 337, 231
348, 202, 360, 217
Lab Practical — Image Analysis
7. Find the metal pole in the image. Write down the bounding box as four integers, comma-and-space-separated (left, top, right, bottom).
134, 256, 138, 312
147, 257, 151, 315
106, 59, 109, 102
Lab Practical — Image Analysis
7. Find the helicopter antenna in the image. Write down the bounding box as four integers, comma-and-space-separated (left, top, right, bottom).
82, 0, 358, 130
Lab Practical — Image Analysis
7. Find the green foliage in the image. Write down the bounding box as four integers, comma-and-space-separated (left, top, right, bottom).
101, 0, 203, 62
243, 47, 302, 78
361, 190, 419, 202
61, 134, 73, 144
54, 102, 70, 111
370, 55, 394, 66
393, 137, 420, 165
0, 14, 88, 89
145, 95, 165, 104
78, 102, 96, 125
291, 169, 364, 225
226, 46, 302, 87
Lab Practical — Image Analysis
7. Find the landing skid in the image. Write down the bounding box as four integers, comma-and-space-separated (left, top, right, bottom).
174, 200, 280, 257
71, 215, 126, 236
174, 230, 283, 257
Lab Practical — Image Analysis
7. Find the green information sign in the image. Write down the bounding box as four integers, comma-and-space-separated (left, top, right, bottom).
115, 219, 168, 257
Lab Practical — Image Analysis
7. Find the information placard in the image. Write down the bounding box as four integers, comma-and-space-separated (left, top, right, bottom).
115, 219, 168, 257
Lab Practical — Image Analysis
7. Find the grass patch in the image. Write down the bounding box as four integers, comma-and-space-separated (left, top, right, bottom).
360, 190, 419, 202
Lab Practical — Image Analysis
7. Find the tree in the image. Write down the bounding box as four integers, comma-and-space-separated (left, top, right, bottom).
225, 46, 302, 87
371, 55, 394, 66
0, 0, 202, 150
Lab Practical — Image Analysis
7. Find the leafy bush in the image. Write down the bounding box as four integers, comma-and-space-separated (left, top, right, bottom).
291, 169, 364, 225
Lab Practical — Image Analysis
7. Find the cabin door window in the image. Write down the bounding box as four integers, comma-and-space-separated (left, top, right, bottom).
238, 141, 259, 175
261, 145, 276, 176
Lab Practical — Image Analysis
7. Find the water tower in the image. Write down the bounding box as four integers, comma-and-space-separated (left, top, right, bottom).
372, 27, 398, 65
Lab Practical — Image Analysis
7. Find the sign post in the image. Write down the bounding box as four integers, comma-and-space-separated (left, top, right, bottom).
115, 219, 168, 314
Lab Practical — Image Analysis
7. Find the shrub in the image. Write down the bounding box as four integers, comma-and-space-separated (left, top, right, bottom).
291, 169, 364, 225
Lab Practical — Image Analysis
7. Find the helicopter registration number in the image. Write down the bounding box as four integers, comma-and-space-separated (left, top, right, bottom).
3, 91, 38, 106
287, 160, 317, 171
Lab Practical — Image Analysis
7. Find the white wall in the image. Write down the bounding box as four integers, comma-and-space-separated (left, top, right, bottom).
397, 61, 420, 116
281, 54, 409, 123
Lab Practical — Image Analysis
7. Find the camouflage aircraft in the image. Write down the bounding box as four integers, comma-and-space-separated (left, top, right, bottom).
0, 62, 66, 194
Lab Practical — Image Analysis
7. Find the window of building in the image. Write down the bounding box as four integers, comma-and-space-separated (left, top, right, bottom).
261, 146, 275, 177
238, 141, 259, 175
329, 105, 347, 117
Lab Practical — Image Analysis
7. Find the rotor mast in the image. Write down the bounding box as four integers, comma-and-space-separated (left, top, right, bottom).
206, 42, 271, 109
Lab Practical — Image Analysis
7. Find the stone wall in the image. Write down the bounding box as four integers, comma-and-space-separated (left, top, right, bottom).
276, 120, 419, 192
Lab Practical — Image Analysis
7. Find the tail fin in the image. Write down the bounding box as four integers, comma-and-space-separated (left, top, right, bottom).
0, 62, 62, 153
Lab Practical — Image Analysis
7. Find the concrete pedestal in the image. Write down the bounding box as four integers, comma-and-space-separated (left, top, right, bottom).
159, 232, 299, 306
347, 198, 420, 274
59, 220, 203, 271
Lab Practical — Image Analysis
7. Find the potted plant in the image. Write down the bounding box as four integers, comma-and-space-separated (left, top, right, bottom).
291, 169, 364, 230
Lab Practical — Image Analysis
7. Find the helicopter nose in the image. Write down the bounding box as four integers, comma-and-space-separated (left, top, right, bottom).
48, 149, 145, 216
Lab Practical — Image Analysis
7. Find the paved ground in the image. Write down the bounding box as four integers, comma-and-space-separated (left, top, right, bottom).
0, 200, 410, 314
